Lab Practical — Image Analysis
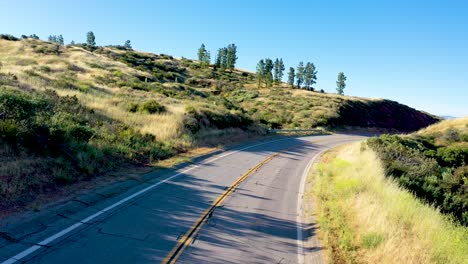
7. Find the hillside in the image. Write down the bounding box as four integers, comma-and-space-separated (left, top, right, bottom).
0, 36, 439, 209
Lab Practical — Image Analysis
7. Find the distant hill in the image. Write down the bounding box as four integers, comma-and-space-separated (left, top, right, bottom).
0, 36, 440, 208
440, 115, 457, 120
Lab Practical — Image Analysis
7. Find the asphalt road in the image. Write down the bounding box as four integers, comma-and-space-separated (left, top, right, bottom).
0, 134, 364, 264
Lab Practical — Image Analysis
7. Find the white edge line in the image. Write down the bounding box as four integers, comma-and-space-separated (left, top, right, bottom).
297, 148, 326, 264
1, 138, 292, 264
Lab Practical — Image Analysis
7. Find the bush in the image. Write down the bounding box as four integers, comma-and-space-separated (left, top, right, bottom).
0, 34, 19, 41
184, 106, 253, 133
437, 145, 468, 167
140, 100, 165, 114
126, 100, 166, 114
444, 128, 461, 142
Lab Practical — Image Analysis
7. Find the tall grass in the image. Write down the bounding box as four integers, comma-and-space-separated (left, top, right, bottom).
310, 143, 468, 264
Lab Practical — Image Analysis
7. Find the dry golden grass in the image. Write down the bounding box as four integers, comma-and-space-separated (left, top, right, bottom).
310, 142, 468, 264
0, 39, 189, 143
418, 117, 468, 136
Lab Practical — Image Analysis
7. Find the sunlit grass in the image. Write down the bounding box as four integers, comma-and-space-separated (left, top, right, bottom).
310, 142, 468, 264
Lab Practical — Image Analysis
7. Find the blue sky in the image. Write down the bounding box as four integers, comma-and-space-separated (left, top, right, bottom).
1, 0, 467, 116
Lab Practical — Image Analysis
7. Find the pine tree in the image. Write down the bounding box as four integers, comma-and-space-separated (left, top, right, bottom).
226, 44, 237, 71
198, 43, 206, 62
273, 58, 280, 84
256, 60, 265, 88
264, 58, 274, 87
304, 62, 317, 90
87, 31, 96, 47
336, 72, 346, 95
124, 40, 132, 49
296, 62, 304, 88
48, 35, 57, 43
70, 40, 75, 45
220, 47, 228, 70
197, 44, 211, 68
30, 34, 39, 40
278, 59, 285, 83
215, 48, 223, 69
198, 44, 206, 62
57, 35, 64, 45
203, 50, 211, 68
287, 67, 295, 88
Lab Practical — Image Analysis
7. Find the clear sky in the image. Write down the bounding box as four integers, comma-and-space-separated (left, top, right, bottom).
1, 0, 467, 117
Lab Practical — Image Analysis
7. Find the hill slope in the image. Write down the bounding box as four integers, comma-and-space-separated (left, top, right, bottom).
368, 117, 468, 225
0, 36, 439, 209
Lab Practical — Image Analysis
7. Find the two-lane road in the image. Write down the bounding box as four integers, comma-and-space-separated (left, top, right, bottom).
0, 134, 364, 264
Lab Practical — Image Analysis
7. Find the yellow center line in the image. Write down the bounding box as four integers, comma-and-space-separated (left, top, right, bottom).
162, 144, 301, 264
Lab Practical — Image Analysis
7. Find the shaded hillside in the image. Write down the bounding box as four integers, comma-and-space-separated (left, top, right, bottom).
331, 99, 439, 132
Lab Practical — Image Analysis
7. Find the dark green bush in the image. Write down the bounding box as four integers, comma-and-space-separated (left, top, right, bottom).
436, 145, 468, 167
0, 34, 19, 41
140, 100, 165, 114
184, 106, 253, 133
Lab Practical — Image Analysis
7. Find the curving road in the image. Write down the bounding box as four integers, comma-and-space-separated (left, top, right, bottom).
0, 134, 364, 264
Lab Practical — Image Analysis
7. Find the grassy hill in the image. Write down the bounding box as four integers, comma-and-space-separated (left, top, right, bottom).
0, 35, 440, 209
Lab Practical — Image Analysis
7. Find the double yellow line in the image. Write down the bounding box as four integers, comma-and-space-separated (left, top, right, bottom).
162, 149, 287, 263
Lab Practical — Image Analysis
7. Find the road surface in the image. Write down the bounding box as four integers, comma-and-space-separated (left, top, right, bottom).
0, 134, 364, 264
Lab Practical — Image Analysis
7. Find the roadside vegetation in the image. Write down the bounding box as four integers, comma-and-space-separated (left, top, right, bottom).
311, 142, 468, 264
0, 33, 439, 210
368, 117, 468, 225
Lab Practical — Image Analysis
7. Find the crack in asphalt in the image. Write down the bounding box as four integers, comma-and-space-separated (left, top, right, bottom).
96, 228, 148, 242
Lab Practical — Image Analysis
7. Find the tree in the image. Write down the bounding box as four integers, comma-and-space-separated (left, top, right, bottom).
256, 59, 265, 88
87, 31, 96, 47
264, 58, 274, 87
197, 44, 211, 68
226, 43, 237, 71
219, 47, 228, 70
215, 48, 222, 69
304, 62, 317, 90
296, 62, 304, 88
48, 35, 57, 43
203, 50, 211, 68
278, 59, 285, 84
30, 34, 39, 40
57, 35, 64, 45
273, 59, 280, 84
124, 40, 132, 49
70, 40, 75, 45
198, 44, 207, 62
336, 72, 347, 95
287, 67, 295, 88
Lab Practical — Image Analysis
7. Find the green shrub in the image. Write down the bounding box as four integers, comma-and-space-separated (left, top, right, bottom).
0, 34, 19, 41
0, 119, 20, 144
38, 65, 52, 73
126, 102, 139, 113
444, 128, 461, 142
437, 145, 468, 167
140, 100, 165, 114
